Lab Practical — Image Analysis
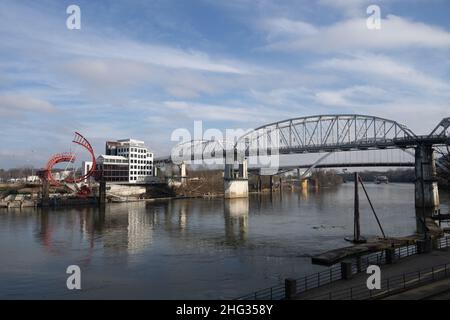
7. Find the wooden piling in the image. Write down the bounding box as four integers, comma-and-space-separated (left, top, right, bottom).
354, 172, 361, 242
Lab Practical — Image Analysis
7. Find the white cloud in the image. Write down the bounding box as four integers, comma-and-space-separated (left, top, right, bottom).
164, 101, 258, 122
0, 95, 56, 115
315, 86, 389, 107
163, 100, 296, 124
351, 99, 450, 135
315, 54, 450, 91
318, 0, 377, 16
68, 40, 249, 75
1, 0, 449, 169
264, 15, 450, 52
0, 2, 253, 76
264, 18, 318, 41
61, 58, 222, 100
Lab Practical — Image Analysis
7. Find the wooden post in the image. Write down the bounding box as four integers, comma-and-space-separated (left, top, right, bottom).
41, 179, 49, 207
99, 181, 106, 206
341, 261, 353, 280
354, 172, 360, 242
385, 248, 396, 264
279, 176, 282, 194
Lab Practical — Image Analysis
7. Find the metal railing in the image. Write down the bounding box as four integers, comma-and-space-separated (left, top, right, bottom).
306, 262, 450, 300
236, 236, 450, 300
437, 236, 450, 249
236, 263, 342, 300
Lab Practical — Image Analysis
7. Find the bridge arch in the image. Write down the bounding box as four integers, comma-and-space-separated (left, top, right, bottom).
158, 114, 418, 165
235, 114, 417, 156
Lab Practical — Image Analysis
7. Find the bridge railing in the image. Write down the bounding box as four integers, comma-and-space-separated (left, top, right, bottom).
235, 236, 450, 300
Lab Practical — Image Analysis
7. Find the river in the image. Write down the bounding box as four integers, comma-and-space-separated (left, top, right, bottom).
0, 183, 449, 299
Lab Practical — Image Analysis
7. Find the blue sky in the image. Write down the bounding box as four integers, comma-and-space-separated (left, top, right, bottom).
1, 0, 450, 168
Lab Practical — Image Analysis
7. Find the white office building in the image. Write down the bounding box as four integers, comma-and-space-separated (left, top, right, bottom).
96, 139, 154, 184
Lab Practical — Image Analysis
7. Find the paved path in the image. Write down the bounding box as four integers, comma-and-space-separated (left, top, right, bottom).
296, 248, 450, 300
383, 277, 450, 300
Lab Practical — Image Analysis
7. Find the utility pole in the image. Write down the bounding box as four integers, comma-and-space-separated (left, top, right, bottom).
354, 172, 361, 242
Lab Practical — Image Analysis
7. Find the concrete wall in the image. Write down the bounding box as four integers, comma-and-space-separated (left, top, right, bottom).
224, 179, 248, 199
107, 184, 146, 197
415, 144, 440, 211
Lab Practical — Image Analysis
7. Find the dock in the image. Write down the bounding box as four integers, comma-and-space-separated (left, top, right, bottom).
312, 218, 443, 266
311, 237, 418, 266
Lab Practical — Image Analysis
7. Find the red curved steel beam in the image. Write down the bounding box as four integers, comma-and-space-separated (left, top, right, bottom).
65, 132, 96, 183
43, 132, 96, 186
44, 152, 76, 186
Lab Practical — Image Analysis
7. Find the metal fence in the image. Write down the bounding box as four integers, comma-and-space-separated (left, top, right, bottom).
437, 236, 450, 249
236, 263, 342, 300
236, 236, 450, 300
306, 262, 450, 300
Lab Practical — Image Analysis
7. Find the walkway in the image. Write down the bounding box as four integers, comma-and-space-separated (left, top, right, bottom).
296, 249, 450, 300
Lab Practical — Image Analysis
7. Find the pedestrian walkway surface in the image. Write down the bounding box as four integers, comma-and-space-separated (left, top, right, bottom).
383, 277, 450, 300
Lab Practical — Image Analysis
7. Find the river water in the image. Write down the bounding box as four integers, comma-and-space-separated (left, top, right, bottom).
0, 183, 449, 299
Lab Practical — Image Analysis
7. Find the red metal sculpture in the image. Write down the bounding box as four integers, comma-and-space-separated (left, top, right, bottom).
42, 132, 96, 187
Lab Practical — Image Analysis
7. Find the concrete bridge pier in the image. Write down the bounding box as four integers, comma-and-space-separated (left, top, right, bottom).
180, 162, 187, 185
224, 159, 248, 199
415, 144, 440, 233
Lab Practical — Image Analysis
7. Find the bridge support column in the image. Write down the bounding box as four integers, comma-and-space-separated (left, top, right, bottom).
415, 144, 439, 233
180, 162, 187, 185
224, 159, 248, 199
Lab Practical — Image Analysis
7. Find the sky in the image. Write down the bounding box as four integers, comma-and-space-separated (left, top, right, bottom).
1, 0, 450, 169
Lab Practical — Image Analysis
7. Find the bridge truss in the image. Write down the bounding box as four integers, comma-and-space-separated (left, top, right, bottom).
238, 114, 417, 156
156, 114, 450, 168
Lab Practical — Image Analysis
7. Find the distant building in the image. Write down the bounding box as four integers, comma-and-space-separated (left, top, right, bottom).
96, 138, 154, 184
82, 161, 94, 183
26, 175, 40, 183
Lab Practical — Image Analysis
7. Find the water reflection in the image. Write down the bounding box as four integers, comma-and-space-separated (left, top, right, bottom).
224, 198, 249, 245
2, 184, 448, 299
34, 203, 157, 259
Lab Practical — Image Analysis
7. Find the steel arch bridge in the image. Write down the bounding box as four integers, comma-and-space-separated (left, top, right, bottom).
157, 114, 450, 165
429, 117, 450, 139
237, 114, 417, 156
